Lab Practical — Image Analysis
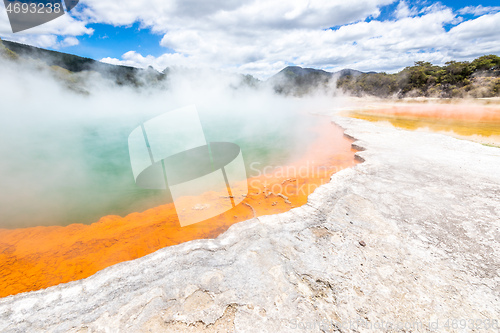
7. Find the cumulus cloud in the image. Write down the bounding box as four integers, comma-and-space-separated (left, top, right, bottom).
1, 0, 500, 78
99, 2, 500, 78
101, 51, 191, 71
59, 36, 79, 48
2, 34, 83, 49
79, 0, 395, 31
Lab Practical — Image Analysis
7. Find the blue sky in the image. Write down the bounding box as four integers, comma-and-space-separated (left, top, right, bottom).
1, 0, 499, 78
64, 23, 167, 60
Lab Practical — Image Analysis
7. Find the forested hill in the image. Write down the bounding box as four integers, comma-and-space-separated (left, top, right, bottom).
337, 56, 500, 98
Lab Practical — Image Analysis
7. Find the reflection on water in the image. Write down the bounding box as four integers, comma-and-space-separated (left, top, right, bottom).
346, 104, 500, 146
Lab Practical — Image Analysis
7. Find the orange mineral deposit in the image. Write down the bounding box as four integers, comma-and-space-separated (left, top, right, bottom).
0, 117, 359, 298
347, 103, 500, 143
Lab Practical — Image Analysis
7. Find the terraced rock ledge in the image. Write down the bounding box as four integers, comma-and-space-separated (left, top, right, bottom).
1, 115, 499, 332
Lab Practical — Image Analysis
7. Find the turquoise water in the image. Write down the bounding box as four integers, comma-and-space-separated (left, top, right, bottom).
0, 107, 320, 228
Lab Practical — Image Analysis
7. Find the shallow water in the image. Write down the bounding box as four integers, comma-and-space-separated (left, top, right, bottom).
346, 104, 500, 145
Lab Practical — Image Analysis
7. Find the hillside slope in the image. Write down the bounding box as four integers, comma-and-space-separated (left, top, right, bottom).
268, 66, 367, 95
1, 39, 166, 87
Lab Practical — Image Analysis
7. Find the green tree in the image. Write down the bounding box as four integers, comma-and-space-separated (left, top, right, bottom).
471, 55, 500, 71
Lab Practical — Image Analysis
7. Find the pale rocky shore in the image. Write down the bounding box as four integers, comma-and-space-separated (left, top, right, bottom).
0, 115, 499, 332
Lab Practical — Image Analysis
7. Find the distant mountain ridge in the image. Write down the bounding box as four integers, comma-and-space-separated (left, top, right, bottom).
274, 66, 367, 78
268, 65, 370, 96
3, 38, 496, 98
0, 39, 369, 94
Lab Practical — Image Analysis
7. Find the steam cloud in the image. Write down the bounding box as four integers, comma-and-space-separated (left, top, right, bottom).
0, 57, 347, 228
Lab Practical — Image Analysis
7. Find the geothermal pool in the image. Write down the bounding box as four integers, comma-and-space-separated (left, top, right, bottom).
0, 111, 359, 298
345, 103, 500, 146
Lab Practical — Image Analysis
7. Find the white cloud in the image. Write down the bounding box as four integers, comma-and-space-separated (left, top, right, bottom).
79, 0, 396, 31
458, 5, 500, 16
446, 12, 500, 58
1, 0, 500, 78
395, 1, 418, 19
103, 3, 493, 78
101, 51, 191, 71
1, 34, 80, 49
59, 36, 79, 48
0, 3, 93, 48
